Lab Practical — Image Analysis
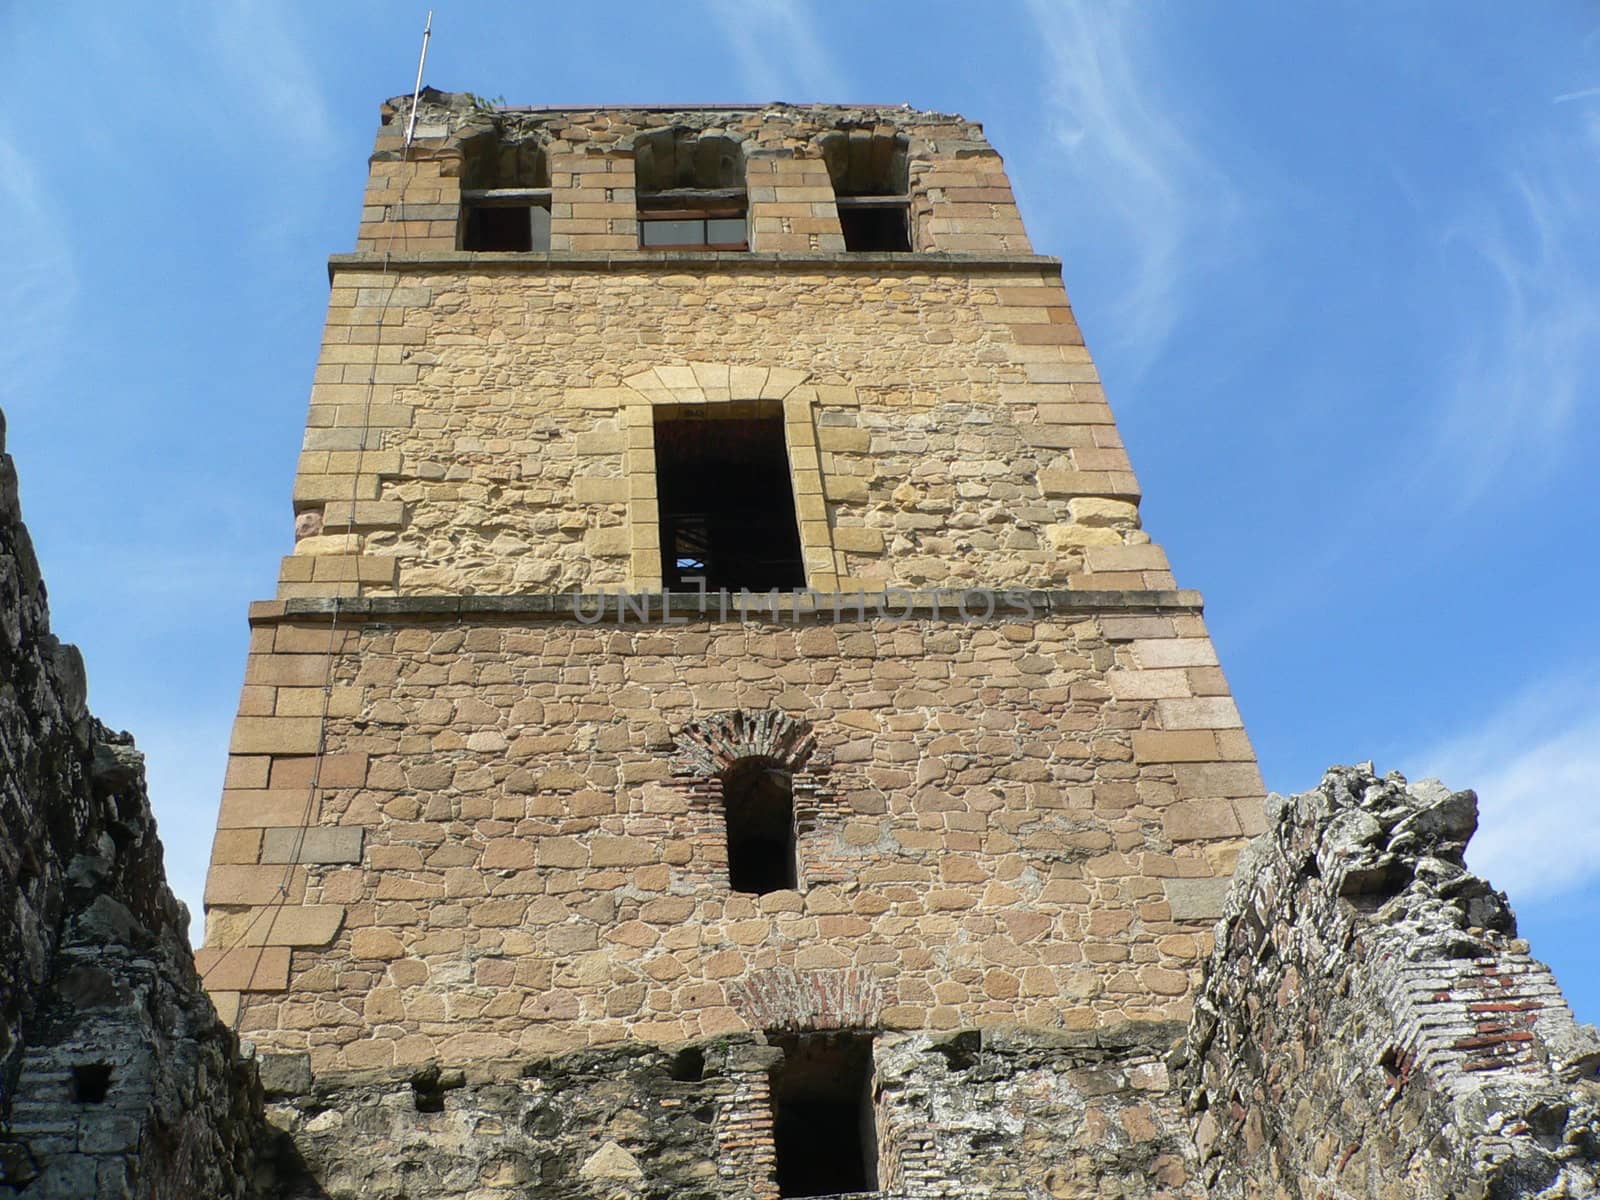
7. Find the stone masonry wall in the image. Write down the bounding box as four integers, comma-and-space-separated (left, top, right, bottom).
287, 265, 1147, 600
356, 93, 1030, 257
257, 1026, 1199, 1200
1182, 765, 1600, 1198
279, 97, 1153, 603
199, 92, 1267, 1198
0, 409, 262, 1198
203, 599, 1264, 1074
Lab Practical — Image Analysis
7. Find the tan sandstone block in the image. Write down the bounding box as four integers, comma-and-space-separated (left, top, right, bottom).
1131, 731, 1223, 764
210, 829, 263, 865
223, 755, 270, 790
1132, 639, 1219, 669
224, 905, 346, 947
194, 947, 290, 992
260, 827, 366, 864
1175, 762, 1266, 800
351, 928, 406, 960
1162, 801, 1243, 842
1044, 524, 1121, 549
1084, 544, 1170, 573
575, 477, 628, 503
1156, 698, 1243, 730
245, 655, 333, 687
833, 526, 885, 554
1106, 670, 1193, 700
204, 865, 306, 906
822, 475, 867, 503
229, 718, 323, 755
217, 789, 321, 829
818, 427, 870, 452
267, 752, 368, 789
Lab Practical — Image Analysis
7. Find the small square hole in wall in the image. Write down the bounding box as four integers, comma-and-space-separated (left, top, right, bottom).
770, 1032, 879, 1197
71, 1063, 113, 1104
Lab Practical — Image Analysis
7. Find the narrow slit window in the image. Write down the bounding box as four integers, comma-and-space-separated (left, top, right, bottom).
771, 1033, 879, 1198
653, 402, 805, 594
721, 758, 796, 896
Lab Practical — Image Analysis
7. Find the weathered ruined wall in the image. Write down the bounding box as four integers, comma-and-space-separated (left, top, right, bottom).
203, 601, 1263, 1072
356, 94, 1030, 257
0, 409, 261, 1198
1182, 765, 1600, 1198
258, 1026, 1199, 1200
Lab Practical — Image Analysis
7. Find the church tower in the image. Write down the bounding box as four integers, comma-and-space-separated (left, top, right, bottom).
198, 92, 1266, 1197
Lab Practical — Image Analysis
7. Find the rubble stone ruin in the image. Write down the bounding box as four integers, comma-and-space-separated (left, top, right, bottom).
0, 91, 1595, 1199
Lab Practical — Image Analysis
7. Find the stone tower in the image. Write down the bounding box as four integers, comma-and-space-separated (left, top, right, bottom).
197, 92, 1269, 1197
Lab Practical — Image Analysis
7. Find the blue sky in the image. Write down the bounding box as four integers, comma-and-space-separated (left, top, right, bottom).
3, 3, 1597, 1021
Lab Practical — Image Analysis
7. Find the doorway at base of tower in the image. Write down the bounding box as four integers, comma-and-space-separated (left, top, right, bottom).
769, 1030, 880, 1198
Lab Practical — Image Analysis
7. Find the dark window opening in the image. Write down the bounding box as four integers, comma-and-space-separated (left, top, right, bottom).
463, 202, 550, 252
670, 1046, 706, 1082
771, 1033, 878, 1198
821, 128, 914, 253
838, 204, 911, 252
654, 403, 805, 593
458, 129, 551, 252
72, 1063, 113, 1104
636, 129, 747, 250
722, 758, 796, 895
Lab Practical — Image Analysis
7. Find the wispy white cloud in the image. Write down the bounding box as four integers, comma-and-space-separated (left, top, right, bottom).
1429, 139, 1600, 504
0, 133, 77, 406
704, 0, 849, 102
204, 0, 335, 158
1411, 667, 1600, 903
1023, 0, 1245, 359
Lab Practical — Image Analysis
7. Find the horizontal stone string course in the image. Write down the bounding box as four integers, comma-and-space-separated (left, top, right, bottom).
253, 588, 1208, 624
328, 250, 1070, 272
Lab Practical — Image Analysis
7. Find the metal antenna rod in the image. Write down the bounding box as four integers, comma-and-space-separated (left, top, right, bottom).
403, 10, 434, 150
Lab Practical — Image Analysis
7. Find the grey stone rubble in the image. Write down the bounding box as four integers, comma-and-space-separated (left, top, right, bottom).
1182, 763, 1600, 1199
0, 407, 263, 1199
253, 1026, 1190, 1200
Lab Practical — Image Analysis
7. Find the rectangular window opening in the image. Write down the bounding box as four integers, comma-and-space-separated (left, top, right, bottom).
461, 192, 552, 252
638, 195, 749, 250
771, 1032, 879, 1198
654, 402, 805, 593
723, 760, 796, 895
837, 201, 912, 253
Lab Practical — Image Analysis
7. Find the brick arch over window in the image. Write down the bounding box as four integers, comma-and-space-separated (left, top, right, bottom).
669, 711, 854, 891
673, 709, 817, 778
610, 364, 849, 592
